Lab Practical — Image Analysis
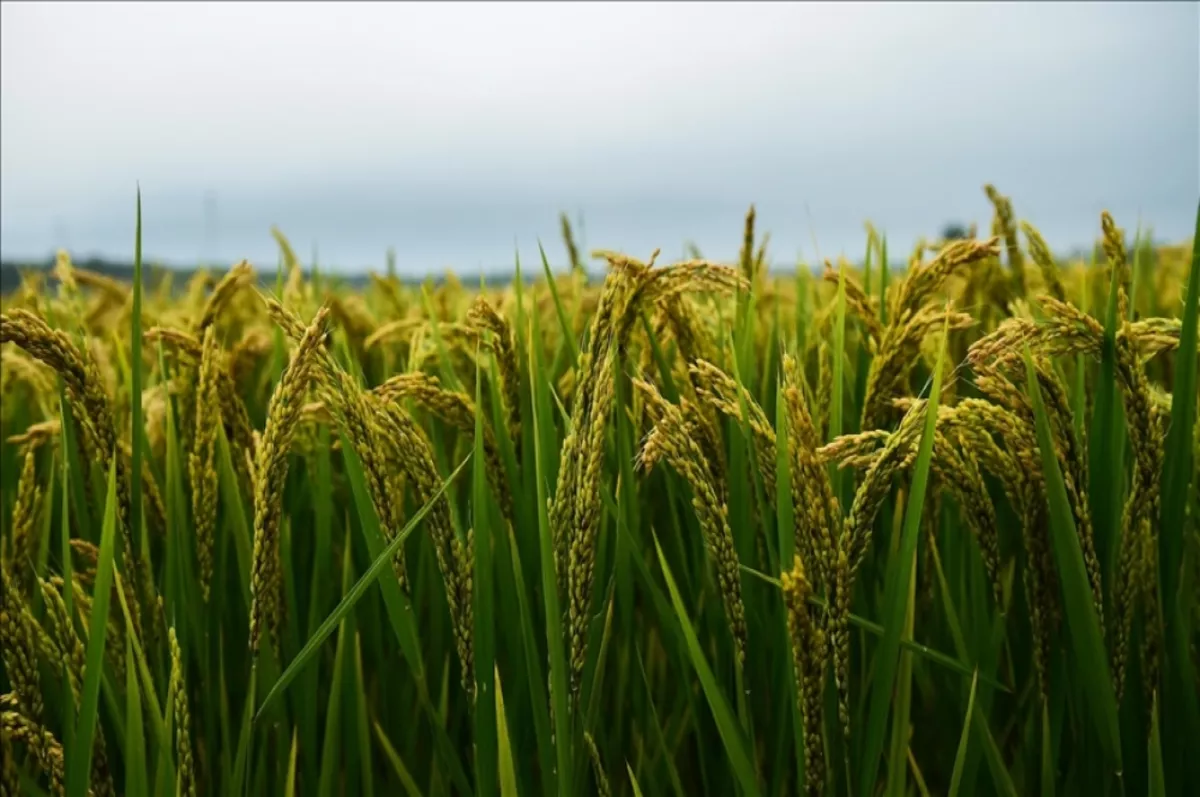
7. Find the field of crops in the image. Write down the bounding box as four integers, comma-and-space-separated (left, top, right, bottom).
1, 186, 1197, 797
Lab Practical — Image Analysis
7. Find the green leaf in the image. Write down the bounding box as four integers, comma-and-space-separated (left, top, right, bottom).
374, 720, 425, 797
1024, 345, 1123, 774
627, 763, 647, 797
67, 454, 119, 797
860, 310, 949, 797
1148, 693, 1165, 797
420, 284, 466, 394
538, 239, 580, 364
256, 451, 472, 721
741, 562, 1005, 692
632, 642, 686, 797
496, 669, 520, 797
124, 633, 148, 797
501, 521, 554, 797
948, 670, 979, 797
284, 729, 300, 797
131, 185, 145, 561
927, 530, 1017, 797
652, 533, 761, 797
878, 234, 889, 324
1041, 701, 1056, 797
1159, 201, 1200, 789
473, 351, 498, 797
351, 634, 375, 797
885, 554, 919, 797
111, 569, 173, 778
529, 316, 572, 797
340, 425, 426, 672
215, 427, 253, 610
317, 578, 349, 797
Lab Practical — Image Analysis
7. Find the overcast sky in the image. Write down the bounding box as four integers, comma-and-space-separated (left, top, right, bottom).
2, 2, 1197, 274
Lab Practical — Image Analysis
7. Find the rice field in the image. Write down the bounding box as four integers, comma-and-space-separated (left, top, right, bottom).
1, 186, 1197, 797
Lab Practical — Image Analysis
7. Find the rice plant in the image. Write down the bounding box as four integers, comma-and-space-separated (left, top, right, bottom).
1, 186, 1197, 797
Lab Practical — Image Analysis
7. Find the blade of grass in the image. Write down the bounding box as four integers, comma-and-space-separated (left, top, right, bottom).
473, 350, 498, 797
633, 642, 687, 797
1148, 693, 1165, 797
340, 425, 427, 675
529, 315, 572, 797
501, 519, 554, 797
928, 540, 1017, 796
948, 670, 980, 797
1042, 701, 1056, 797
496, 668, 520, 797
316, 593, 348, 797
741, 563, 1005, 692
374, 720, 425, 797
112, 569, 173, 780
885, 553, 919, 797
627, 763, 647, 797
1024, 344, 1123, 778
66, 454, 119, 797
352, 634, 375, 797
215, 428, 252, 610
131, 185, 145, 566
878, 234, 889, 324
907, 749, 933, 797
860, 310, 948, 797
652, 532, 761, 797
538, 240, 580, 364
419, 285, 466, 394
854, 239, 874, 420
284, 729, 299, 797
125, 632, 148, 797
256, 451, 471, 720
1159, 201, 1200, 790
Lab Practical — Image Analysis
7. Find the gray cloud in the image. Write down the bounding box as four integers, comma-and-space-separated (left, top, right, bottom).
2, 2, 1196, 273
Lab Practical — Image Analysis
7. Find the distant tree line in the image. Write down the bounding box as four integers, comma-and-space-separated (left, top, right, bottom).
0, 257, 514, 295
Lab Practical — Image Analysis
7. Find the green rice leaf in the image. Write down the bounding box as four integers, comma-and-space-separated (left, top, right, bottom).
1158, 202, 1200, 790
496, 669, 520, 797
538, 239, 580, 363
256, 450, 472, 721
948, 670, 979, 797
473, 351, 498, 797
653, 532, 761, 797
66, 454, 119, 797
1149, 693, 1165, 797
131, 186, 145, 563
627, 763, 647, 797
1024, 344, 1123, 775
860, 308, 948, 796
529, 313, 573, 797
284, 729, 300, 797
374, 720, 425, 797
124, 632, 148, 797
